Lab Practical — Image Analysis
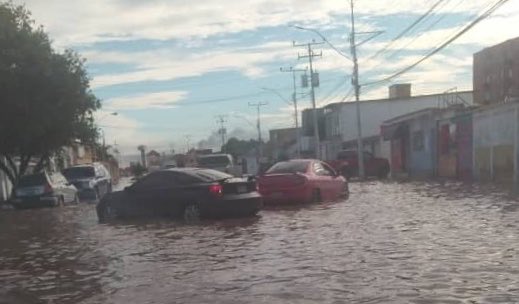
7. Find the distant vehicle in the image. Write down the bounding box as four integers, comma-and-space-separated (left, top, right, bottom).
11, 171, 78, 209
196, 153, 240, 175
258, 159, 348, 205
96, 168, 262, 222
62, 163, 112, 201
328, 150, 390, 179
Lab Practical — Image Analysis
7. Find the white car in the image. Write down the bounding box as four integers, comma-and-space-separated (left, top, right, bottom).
196, 154, 241, 176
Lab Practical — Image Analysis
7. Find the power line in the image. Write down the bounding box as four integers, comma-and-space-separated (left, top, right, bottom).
368, 0, 449, 61
363, 0, 510, 87
387, 0, 466, 60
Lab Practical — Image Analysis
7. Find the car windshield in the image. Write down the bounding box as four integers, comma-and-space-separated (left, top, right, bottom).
197, 156, 230, 166
266, 161, 309, 174
62, 167, 95, 180
190, 169, 233, 182
18, 173, 46, 187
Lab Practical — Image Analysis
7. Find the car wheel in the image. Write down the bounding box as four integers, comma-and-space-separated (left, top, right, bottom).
311, 189, 322, 203
183, 202, 201, 222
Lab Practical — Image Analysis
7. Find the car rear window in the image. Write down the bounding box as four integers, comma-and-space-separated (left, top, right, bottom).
190, 169, 233, 182
266, 161, 309, 174
62, 167, 95, 179
18, 173, 47, 187
197, 156, 230, 166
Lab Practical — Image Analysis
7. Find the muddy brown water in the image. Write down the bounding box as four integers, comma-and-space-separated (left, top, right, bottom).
1, 181, 519, 304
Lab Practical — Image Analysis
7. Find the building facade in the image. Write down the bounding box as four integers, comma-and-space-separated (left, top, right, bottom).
268, 127, 299, 161
474, 37, 519, 105
319, 85, 473, 161
473, 101, 519, 184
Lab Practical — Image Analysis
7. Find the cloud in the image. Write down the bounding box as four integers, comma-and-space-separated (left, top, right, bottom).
105, 91, 188, 110
85, 41, 295, 88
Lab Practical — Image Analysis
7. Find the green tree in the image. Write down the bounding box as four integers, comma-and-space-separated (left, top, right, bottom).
0, 2, 100, 191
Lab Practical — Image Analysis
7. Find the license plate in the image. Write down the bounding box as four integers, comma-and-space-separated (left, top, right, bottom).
237, 185, 247, 193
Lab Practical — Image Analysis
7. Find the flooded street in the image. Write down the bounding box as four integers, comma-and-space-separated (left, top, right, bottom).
1, 181, 519, 304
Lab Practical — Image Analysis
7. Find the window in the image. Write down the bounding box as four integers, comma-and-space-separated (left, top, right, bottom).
412, 130, 425, 151
266, 161, 309, 174
313, 162, 332, 176
363, 151, 374, 160
321, 162, 336, 176
62, 166, 95, 179
133, 172, 176, 190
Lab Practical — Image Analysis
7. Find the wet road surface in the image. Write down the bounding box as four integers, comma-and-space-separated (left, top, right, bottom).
1, 181, 519, 304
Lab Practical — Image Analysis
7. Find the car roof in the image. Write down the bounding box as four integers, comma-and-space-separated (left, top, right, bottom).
159, 167, 211, 173
197, 153, 230, 158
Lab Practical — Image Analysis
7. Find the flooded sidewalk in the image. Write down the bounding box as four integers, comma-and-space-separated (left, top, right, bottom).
1, 181, 519, 304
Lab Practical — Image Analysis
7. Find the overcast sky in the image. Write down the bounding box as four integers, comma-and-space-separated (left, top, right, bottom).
12, 0, 519, 155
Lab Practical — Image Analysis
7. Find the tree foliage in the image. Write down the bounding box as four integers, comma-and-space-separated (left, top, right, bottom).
0, 2, 100, 190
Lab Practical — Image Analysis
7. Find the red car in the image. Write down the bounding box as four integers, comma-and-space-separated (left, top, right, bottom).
258, 159, 348, 205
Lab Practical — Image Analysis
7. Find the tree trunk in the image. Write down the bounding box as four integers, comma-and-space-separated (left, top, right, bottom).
33, 154, 47, 173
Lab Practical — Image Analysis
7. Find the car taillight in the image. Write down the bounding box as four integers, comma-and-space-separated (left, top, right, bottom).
209, 184, 223, 197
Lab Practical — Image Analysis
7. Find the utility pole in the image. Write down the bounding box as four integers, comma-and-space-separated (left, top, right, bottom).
248, 102, 268, 163
350, 0, 365, 179
294, 40, 324, 159
184, 135, 191, 154
280, 66, 307, 158
215, 115, 227, 152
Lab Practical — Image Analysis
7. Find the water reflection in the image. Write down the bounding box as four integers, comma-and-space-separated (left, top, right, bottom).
1, 181, 519, 303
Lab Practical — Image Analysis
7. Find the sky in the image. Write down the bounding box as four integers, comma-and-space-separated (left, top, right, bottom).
11, 0, 519, 157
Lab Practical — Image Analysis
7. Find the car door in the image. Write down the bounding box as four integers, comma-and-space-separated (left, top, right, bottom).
363, 152, 376, 176
321, 162, 344, 198
125, 172, 182, 217
312, 161, 334, 200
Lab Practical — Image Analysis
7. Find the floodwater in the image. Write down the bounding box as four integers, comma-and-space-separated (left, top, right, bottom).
1, 181, 519, 304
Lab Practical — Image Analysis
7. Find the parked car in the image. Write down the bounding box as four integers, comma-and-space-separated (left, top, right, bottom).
257, 159, 348, 205
196, 153, 241, 175
11, 171, 78, 209
62, 163, 112, 201
96, 168, 262, 222
328, 150, 390, 179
